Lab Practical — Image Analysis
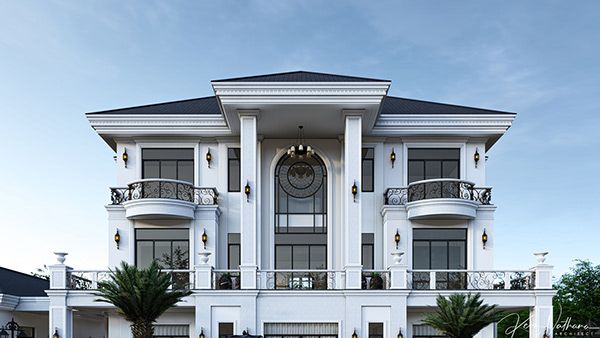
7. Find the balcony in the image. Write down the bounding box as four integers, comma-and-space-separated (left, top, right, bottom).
384, 179, 492, 219
110, 179, 218, 219
408, 270, 535, 291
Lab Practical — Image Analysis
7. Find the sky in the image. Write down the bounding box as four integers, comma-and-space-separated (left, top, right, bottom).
0, 1, 598, 279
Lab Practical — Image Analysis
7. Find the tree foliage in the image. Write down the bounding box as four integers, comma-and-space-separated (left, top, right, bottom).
95, 261, 192, 338
554, 260, 600, 327
423, 293, 504, 338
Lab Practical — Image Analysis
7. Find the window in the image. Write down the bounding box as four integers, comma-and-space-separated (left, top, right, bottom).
135, 229, 189, 269
228, 148, 241, 192
369, 323, 384, 338
408, 148, 460, 183
362, 233, 374, 270
153, 325, 189, 338
362, 148, 374, 192
413, 229, 467, 290
142, 148, 194, 183
218, 323, 234, 338
228, 233, 240, 269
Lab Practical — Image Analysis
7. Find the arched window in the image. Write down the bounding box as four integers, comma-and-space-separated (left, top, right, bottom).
274, 153, 327, 270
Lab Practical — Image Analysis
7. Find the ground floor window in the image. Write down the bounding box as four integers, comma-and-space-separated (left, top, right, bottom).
368, 322, 383, 338
264, 322, 338, 338
362, 233, 374, 270
413, 324, 445, 338
153, 325, 189, 338
219, 322, 234, 338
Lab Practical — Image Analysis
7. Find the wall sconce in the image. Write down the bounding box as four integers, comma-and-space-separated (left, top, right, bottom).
244, 181, 251, 202
53, 329, 59, 338
351, 329, 358, 338
474, 148, 480, 168
395, 230, 401, 249
482, 228, 488, 249
242, 330, 249, 335
201, 229, 208, 249
199, 328, 205, 338
114, 229, 121, 249
398, 329, 404, 338
351, 181, 358, 202
543, 328, 549, 338
122, 148, 128, 168
390, 148, 396, 168
206, 149, 212, 168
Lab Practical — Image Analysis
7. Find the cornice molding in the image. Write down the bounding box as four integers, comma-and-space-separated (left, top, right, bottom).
372, 114, 515, 135
87, 114, 231, 135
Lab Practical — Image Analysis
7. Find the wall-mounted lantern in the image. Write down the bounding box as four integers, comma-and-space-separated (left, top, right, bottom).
201, 229, 208, 249
244, 182, 251, 202
482, 228, 488, 249
351, 181, 358, 202
390, 148, 396, 168
114, 229, 121, 249
395, 230, 401, 249
398, 329, 404, 338
351, 329, 358, 338
122, 148, 128, 168
206, 149, 212, 168
474, 148, 480, 168
53, 329, 60, 338
199, 328, 205, 338
543, 328, 549, 338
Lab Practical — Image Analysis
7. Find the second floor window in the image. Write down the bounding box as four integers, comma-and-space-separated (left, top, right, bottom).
362, 148, 374, 192
361, 233, 374, 270
228, 148, 241, 192
228, 233, 240, 269
408, 148, 460, 184
142, 148, 194, 183
135, 228, 189, 269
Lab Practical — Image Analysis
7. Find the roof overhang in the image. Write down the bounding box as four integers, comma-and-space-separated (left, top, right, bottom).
212, 81, 391, 137
371, 113, 516, 149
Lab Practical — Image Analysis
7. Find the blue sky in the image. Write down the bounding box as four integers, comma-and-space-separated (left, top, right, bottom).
0, 1, 598, 278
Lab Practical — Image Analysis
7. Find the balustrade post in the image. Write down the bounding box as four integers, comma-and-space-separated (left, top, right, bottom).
389, 251, 408, 289
429, 271, 436, 290
529, 252, 555, 338
47, 252, 73, 338
195, 251, 213, 289
504, 272, 511, 290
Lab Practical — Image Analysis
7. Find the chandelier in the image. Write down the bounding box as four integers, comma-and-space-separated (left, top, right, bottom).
287, 125, 314, 158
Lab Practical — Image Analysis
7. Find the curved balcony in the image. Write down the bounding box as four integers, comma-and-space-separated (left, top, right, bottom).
384, 179, 491, 220
110, 179, 218, 219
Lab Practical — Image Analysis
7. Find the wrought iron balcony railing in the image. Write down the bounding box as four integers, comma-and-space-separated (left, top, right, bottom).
110, 179, 218, 205
408, 270, 535, 290
67, 269, 196, 290
384, 179, 492, 205
258, 270, 344, 290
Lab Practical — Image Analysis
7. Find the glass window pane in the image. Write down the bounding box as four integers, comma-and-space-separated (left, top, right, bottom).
293, 246, 309, 269
136, 241, 154, 269
228, 159, 240, 192
161, 160, 177, 180
177, 161, 194, 183
369, 322, 384, 336
413, 241, 430, 269
362, 159, 374, 192
143, 160, 160, 179
228, 148, 240, 159
228, 244, 240, 269
409, 148, 460, 160
154, 242, 172, 268
448, 241, 466, 269
425, 161, 442, 180
136, 229, 189, 240
362, 244, 374, 270
362, 148, 374, 159
310, 246, 326, 269
275, 246, 292, 269
142, 148, 193, 160
408, 161, 424, 183
219, 323, 234, 338
431, 242, 448, 269
413, 229, 467, 240
171, 241, 189, 269
442, 160, 459, 178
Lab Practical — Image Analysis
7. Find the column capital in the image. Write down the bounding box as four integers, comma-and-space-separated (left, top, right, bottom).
341, 109, 366, 118
238, 110, 260, 118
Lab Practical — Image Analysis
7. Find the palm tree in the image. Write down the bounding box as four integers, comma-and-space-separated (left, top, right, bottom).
423, 293, 503, 338
96, 261, 192, 338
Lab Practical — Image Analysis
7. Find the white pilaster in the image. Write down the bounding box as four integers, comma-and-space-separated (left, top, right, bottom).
343, 112, 363, 289
529, 252, 555, 338
239, 111, 259, 289
48, 253, 73, 338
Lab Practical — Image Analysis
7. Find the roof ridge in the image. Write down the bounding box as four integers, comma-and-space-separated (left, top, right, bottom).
86, 95, 217, 115
385, 95, 516, 115
212, 70, 390, 82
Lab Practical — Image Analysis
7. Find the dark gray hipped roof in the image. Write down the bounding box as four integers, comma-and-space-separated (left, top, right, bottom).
0, 267, 49, 297
86, 96, 221, 115
212, 70, 390, 83
380, 96, 515, 115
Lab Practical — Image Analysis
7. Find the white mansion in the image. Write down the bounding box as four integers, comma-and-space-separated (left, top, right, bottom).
0, 71, 555, 338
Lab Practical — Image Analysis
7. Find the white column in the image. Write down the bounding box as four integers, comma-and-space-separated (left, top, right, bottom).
343, 112, 363, 289
239, 111, 259, 289
529, 252, 555, 338
48, 253, 73, 338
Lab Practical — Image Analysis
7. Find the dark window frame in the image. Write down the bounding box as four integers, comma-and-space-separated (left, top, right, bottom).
228, 147, 241, 192
407, 148, 460, 184
141, 148, 195, 183
218, 322, 234, 338
135, 228, 190, 269
362, 147, 375, 192
412, 228, 467, 270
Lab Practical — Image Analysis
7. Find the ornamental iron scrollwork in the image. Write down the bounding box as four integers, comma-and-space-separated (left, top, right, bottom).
109, 179, 218, 206
384, 179, 492, 205
408, 270, 534, 290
